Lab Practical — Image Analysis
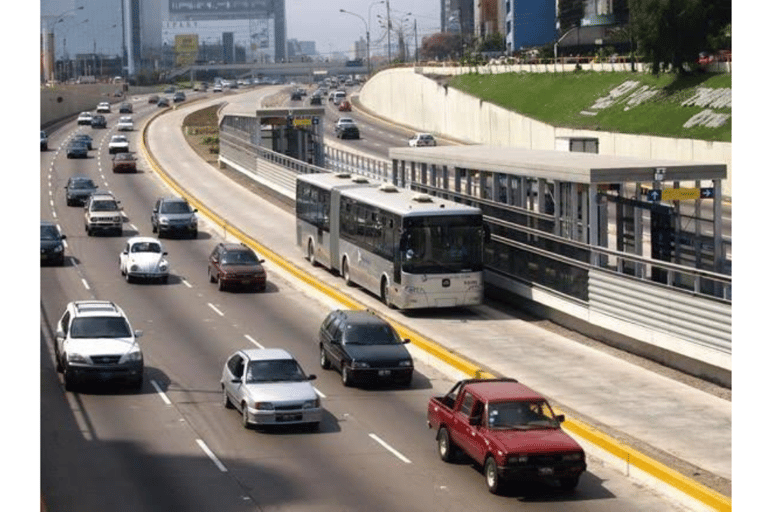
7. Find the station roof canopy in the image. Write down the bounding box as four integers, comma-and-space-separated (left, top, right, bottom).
389, 145, 727, 184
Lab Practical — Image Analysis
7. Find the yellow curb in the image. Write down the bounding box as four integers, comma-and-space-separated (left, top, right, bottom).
141, 106, 730, 512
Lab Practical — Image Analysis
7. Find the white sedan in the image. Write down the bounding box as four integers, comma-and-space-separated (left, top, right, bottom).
108, 135, 130, 154
117, 116, 134, 131
408, 133, 437, 147
119, 237, 169, 283
96, 101, 111, 113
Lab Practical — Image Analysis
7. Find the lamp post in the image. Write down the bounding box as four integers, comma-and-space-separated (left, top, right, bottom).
41, 5, 84, 83
339, 9, 369, 75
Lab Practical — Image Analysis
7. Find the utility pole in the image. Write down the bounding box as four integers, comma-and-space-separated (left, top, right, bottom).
414, 19, 418, 64
386, 0, 391, 64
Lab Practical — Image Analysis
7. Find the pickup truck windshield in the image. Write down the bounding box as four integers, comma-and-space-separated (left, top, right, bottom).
487, 400, 559, 429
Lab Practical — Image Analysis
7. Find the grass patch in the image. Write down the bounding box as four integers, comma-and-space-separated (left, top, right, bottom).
447, 71, 731, 142
182, 104, 221, 162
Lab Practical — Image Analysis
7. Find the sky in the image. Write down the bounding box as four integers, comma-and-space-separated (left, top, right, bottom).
39, 0, 443, 60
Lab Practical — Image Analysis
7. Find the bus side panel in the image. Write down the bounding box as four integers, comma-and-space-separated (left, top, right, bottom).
329, 189, 342, 272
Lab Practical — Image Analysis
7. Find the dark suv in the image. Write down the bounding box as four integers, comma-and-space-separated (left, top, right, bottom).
318, 310, 413, 387
208, 243, 267, 292
151, 196, 198, 238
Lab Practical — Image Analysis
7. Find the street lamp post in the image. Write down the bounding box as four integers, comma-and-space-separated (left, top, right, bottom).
339, 9, 370, 75
41, 5, 84, 83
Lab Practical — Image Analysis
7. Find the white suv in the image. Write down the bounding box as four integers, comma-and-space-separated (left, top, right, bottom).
84, 192, 123, 236
54, 301, 144, 391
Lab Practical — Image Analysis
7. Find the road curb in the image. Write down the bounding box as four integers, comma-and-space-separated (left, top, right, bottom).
140, 101, 731, 512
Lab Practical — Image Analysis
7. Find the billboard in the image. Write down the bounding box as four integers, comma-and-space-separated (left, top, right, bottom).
175, 34, 199, 66
169, 1, 275, 18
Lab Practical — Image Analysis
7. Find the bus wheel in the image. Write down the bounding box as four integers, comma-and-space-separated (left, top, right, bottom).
342, 259, 353, 286
381, 279, 394, 308
308, 240, 317, 266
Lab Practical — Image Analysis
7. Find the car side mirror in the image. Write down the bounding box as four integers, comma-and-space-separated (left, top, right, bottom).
60, 235, 67, 240
55, 329, 65, 339
307, 374, 317, 381
556, 414, 565, 423
134, 330, 143, 338
162, 252, 168, 256
258, 259, 265, 264
402, 338, 410, 345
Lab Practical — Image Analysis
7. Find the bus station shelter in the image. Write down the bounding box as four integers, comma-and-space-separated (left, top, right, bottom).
389, 145, 729, 285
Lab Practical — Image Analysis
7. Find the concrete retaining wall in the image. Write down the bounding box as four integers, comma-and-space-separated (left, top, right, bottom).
40, 84, 163, 128
359, 68, 732, 197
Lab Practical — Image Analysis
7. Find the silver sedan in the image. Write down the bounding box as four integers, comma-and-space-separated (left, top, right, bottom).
221, 348, 322, 430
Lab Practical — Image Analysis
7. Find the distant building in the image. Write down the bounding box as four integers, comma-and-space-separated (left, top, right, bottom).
504, 0, 557, 53
287, 39, 317, 60
160, 0, 286, 64
441, 0, 474, 37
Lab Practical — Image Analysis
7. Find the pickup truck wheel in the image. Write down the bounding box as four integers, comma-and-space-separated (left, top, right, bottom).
341, 364, 354, 387
437, 427, 456, 462
320, 346, 331, 369
485, 457, 502, 494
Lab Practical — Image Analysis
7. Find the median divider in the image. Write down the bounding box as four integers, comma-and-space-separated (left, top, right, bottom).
140, 105, 730, 512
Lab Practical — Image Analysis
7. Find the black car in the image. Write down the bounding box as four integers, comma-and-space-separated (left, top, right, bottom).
318, 310, 413, 387
72, 133, 93, 150
157, 97, 170, 107
91, 114, 107, 128
173, 91, 186, 102
334, 121, 360, 140
41, 221, 66, 266
66, 141, 89, 159
290, 90, 302, 101
64, 175, 98, 206
310, 95, 322, 105
119, 102, 133, 113
208, 243, 267, 292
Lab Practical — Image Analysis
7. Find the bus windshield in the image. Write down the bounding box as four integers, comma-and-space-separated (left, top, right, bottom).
400, 216, 483, 274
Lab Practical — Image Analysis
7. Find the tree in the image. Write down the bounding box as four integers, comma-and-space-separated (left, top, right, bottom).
420, 33, 463, 61
629, 0, 731, 74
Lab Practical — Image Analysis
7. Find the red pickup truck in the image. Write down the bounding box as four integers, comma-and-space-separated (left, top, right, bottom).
427, 378, 586, 493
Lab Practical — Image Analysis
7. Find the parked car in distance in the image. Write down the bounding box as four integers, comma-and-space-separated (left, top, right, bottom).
54, 300, 144, 391
90, 114, 107, 128
41, 130, 48, 151
221, 348, 322, 430
66, 140, 89, 159
338, 100, 352, 112
119, 102, 133, 113
96, 101, 111, 113
64, 175, 98, 206
84, 192, 122, 236
208, 243, 267, 292
41, 221, 66, 266
318, 309, 413, 387
119, 236, 169, 283
77, 111, 93, 125
117, 116, 134, 131
173, 91, 186, 102
408, 133, 436, 147
112, 152, 137, 173
108, 135, 129, 154
151, 196, 198, 238
427, 378, 587, 493
334, 118, 360, 139
148, 95, 159, 104
157, 97, 170, 107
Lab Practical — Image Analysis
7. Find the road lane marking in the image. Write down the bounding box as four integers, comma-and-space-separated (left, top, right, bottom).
65, 392, 94, 441
196, 439, 228, 472
181, 278, 193, 288
244, 334, 264, 348
81, 278, 90, 290
368, 433, 411, 464
207, 303, 224, 316
150, 379, 172, 405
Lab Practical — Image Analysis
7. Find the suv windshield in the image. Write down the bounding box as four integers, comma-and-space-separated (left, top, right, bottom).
487, 400, 559, 430
70, 317, 132, 338
91, 200, 118, 211
160, 201, 192, 214
344, 323, 399, 345
41, 225, 60, 240
221, 250, 257, 265
246, 359, 306, 383
70, 179, 95, 189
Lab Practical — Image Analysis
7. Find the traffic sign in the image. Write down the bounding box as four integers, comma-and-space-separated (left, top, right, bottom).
700, 187, 714, 199
662, 188, 700, 201
647, 189, 661, 201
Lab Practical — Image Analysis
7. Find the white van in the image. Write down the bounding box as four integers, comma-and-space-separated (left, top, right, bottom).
332, 91, 347, 105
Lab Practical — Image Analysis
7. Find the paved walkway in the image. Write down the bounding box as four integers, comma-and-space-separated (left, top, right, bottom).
145, 89, 731, 498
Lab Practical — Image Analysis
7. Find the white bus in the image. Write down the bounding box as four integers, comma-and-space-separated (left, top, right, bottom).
296, 172, 485, 309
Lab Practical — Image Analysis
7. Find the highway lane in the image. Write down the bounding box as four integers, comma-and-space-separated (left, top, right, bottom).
40, 87, 697, 511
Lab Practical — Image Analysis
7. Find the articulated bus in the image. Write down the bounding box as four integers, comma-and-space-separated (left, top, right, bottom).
296, 172, 485, 309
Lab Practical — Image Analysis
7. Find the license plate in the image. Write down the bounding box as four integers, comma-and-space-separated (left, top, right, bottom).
538, 467, 554, 476
277, 414, 302, 422
378, 370, 391, 377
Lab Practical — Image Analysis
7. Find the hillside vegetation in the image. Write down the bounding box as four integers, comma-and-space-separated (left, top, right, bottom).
447, 71, 731, 142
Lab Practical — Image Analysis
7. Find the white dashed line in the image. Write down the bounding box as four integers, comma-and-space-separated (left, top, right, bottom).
181, 278, 193, 288
150, 380, 172, 405
244, 334, 264, 349
368, 433, 411, 464
196, 439, 228, 472
207, 303, 224, 316
81, 278, 90, 290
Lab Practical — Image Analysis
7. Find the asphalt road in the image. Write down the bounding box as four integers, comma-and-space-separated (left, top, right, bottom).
39, 86, 697, 511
